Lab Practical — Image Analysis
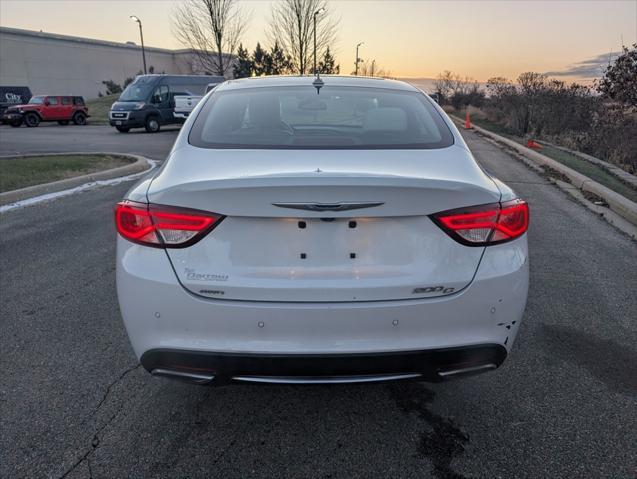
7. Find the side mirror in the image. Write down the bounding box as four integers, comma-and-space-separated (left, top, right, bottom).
431, 93, 440, 104
44, 100, 50, 106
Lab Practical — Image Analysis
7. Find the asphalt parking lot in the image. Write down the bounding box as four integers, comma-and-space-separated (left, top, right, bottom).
1, 124, 636, 478
0, 123, 180, 161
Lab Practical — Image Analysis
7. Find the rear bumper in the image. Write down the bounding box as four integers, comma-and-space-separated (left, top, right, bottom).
117, 235, 528, 381
142, 344, 507, 384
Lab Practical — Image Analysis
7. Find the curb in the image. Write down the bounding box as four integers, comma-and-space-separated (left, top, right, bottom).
451, 117, 637, 227
0, 152, 152, 206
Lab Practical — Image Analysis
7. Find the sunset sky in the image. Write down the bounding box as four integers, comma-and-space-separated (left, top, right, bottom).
1, 0, 635, 83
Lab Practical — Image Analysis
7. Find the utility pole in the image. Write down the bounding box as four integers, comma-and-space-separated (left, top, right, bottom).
313, 8, 325, 75
130, 15, 147, 74
355, 42, 364, 75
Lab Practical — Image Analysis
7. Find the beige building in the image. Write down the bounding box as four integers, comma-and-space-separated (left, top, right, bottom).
0, 27, 232, 99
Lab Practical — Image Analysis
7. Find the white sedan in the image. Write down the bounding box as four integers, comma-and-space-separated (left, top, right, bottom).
115, 75, 529, 385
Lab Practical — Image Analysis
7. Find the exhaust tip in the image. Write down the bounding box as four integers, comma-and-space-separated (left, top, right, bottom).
151, 368, 215, 384
438, 363, 497, 379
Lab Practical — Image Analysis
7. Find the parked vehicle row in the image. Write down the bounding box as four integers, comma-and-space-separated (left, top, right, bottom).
109, 74, 224, 133
1, 75, 223, 132
1, 95, 88, 127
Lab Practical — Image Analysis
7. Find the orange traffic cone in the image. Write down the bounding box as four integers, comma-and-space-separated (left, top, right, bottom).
526, 139, 542, 149
464, 111, 472, 129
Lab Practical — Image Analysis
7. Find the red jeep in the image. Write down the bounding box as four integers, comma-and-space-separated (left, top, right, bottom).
2, 95, 89, 127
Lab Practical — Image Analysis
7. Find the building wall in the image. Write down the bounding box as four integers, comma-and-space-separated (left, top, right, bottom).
0, 27, 232, 99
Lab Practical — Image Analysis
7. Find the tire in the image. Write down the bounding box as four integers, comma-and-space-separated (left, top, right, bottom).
72, 112, 87, 125
144, 116, 161, 133
57, 120, 69, 125
24, 113, 40, 127
116, 126, 130, 133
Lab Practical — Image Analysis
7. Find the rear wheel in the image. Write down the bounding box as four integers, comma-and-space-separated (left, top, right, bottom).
57, 120, 69, 125
116, 126, 130, 133
72, 112, 87, 125
24, 113, 40, 127
144, 116, 161, 133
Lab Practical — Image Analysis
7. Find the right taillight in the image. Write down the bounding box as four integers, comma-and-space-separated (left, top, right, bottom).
431, 199, 529, 246
115, 201, 224, 248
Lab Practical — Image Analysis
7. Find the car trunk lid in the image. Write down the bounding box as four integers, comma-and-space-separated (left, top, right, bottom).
148, 147, 499, 302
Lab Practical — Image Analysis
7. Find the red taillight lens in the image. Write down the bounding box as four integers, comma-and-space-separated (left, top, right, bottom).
115, 201, 223, 248
431, 199, 529, 246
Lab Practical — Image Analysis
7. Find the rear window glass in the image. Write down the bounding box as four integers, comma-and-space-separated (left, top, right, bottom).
189, 86, 454, 149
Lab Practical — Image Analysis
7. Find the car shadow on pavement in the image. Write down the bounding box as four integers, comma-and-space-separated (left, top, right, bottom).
83, 375, 476, 478
539, 322, 637, 397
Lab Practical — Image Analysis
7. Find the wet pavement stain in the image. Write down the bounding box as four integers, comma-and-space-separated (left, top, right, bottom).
389, 382, 470, 479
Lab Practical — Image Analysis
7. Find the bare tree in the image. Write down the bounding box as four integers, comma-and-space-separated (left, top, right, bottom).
172, 0, 247, 77
433, 70, 457, 101
267, 0, 338, 75
356, 59, 390, 78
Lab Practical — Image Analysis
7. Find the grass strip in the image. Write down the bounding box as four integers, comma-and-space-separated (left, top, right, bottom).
85, 94, 119, 125
0, 154, 133, 192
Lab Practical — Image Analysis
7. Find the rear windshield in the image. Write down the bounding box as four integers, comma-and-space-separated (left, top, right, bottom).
189, 86, 454, 149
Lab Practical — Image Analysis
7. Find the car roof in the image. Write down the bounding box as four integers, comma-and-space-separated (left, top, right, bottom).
216, 75, 420, 92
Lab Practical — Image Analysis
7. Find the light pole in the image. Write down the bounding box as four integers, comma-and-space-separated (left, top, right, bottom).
313, 7, 325, 75
355, 42, 364, 75
130, 15, 147, 74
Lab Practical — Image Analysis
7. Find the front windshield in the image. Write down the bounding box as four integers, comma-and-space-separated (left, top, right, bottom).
28, 96, 45, 104
119, 77, 156, 102
189, 86, 454, 150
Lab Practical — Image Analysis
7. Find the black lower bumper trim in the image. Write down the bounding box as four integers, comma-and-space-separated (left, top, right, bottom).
141, 344, 507, 383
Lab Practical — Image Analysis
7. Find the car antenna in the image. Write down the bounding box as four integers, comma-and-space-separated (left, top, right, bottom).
312, 76, 324, 95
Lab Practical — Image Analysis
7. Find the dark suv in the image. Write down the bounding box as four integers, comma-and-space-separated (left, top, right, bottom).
2, 95, 89, 127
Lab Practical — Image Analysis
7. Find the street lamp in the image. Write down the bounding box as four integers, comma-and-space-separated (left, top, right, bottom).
130, 15, 147, 74
313, 7, 326, 75
355, 42, 364, 76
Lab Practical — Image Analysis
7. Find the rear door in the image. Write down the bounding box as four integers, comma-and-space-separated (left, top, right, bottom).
60, 96, 73, 119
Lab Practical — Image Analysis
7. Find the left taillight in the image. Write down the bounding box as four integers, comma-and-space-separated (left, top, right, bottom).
431, 199, 529, 246
114, 201, 223, 248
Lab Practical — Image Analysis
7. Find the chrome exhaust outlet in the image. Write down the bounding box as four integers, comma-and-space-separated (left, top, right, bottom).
438, 363, 497, 379
232, 373, 422, 384
151, 368, 215, 384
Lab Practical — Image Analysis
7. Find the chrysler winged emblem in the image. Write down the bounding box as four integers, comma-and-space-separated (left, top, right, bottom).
272, 202, 384, 212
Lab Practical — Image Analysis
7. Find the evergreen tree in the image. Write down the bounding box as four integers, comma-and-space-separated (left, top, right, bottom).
252, 43, 271, 76
233, 44, 253, 78
318, 47, 339, 74
269, 41, 292, 75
